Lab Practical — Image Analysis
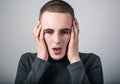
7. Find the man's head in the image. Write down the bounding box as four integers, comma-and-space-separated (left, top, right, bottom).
39, 0, 75, 60
39, 0, 75, 21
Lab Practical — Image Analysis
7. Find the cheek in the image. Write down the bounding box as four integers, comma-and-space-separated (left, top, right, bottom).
44, 34, 50, 45
63, 35, 71, 46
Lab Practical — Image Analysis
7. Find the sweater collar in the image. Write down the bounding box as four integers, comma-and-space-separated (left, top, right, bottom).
48, 55, 69, 64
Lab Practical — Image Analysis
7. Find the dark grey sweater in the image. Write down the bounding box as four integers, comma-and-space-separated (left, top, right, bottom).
15, 52, 104, 84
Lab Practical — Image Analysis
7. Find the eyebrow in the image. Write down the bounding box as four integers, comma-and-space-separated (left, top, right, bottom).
60, 28, 71, 31
43, 29, 53, 32
43, 28, 71, 32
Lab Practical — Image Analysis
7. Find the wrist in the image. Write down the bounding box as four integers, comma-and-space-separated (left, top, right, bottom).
68, 55, 81, 64
37, 54, 48, 61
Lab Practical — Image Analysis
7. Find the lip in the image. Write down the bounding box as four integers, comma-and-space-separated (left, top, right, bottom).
52, 47, 62, 55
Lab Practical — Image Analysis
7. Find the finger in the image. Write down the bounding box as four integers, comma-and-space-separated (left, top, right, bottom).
34, 23, 41, 42
73, 19, 79, 38
71, 25, 74, 39
33, 21, 40, 34
35, 24, 42, 41
39, 27, 44, 41
75, 19, 79, 34
72, 21, 76, 38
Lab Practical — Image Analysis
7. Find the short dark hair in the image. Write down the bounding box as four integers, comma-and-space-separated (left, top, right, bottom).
39, 0, 75, 21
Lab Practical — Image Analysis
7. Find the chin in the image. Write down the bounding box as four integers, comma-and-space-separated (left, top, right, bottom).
50, 54, 65, 60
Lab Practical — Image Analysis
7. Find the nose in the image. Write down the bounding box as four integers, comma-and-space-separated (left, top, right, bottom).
53, 32, 61, 44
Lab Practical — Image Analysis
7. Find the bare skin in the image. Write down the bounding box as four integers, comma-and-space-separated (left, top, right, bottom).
33, 12, 80, 64
67, 19, 81, 63
33, 22, 48, 61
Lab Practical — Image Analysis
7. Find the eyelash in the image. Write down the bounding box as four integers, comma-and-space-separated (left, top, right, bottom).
44, 30, 53, 34
44, 30, 71, 35
61, 31, 70, 34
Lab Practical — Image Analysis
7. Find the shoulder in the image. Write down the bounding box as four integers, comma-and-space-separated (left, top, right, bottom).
80, 52, 101, 63
20, 52, 37, 61
79, 52, 102, 71
19, 52, 37, 66
17, 52, 37, 71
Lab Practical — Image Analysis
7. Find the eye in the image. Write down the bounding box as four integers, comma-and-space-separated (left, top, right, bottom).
44, 29, 53, 34
61, 29, 71, 35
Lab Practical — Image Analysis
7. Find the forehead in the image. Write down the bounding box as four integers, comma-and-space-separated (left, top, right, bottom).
41, 11, 72, 29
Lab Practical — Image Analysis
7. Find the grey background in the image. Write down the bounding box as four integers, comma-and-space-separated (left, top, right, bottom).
0, 0, 120, 84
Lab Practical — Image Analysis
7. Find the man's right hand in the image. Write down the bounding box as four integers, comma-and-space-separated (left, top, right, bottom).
33, 21, 48, 61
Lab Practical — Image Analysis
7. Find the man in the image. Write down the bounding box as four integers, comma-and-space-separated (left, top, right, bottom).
15, 0, 104, 84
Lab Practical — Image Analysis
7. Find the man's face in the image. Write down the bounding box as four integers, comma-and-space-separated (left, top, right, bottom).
41, 11, 72, 60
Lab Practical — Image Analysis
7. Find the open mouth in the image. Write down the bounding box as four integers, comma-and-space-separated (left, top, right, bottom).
52, 47, 62, 55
